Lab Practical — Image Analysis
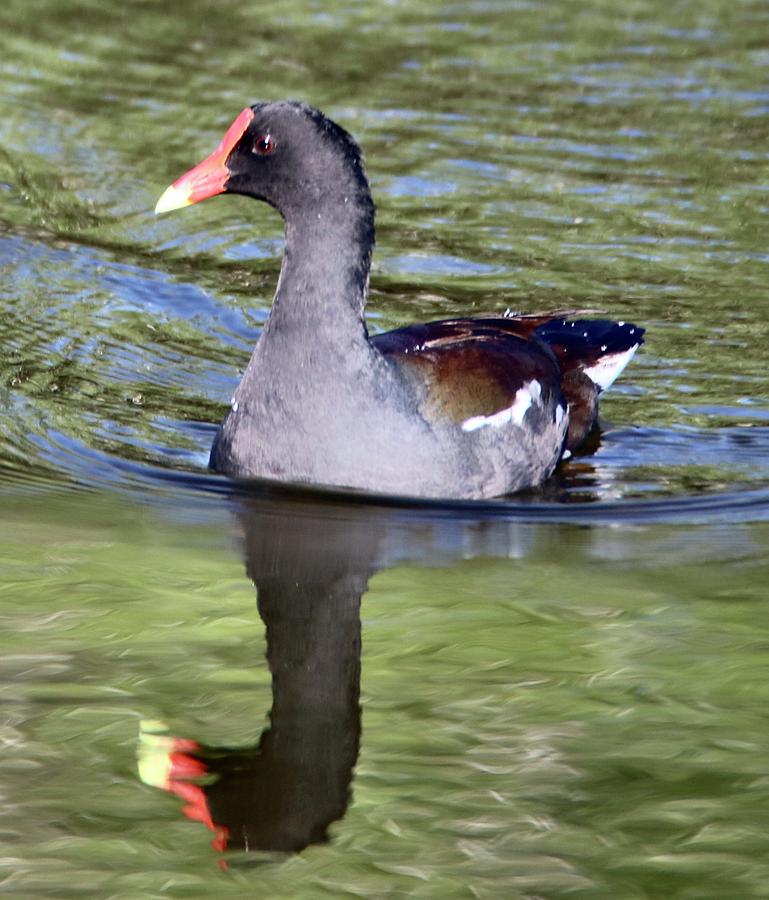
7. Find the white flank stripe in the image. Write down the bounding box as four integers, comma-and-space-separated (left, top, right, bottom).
462, 382, 537, 433
583, 344, 640, 391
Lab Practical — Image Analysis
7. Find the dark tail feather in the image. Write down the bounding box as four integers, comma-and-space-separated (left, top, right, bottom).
536, 318, 645, 390
533, 318, 644, 451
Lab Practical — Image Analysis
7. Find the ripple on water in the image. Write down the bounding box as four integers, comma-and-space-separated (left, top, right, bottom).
3, 1, 769, 895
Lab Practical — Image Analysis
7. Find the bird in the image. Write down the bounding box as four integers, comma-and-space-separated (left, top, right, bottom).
155, 101, 644, 500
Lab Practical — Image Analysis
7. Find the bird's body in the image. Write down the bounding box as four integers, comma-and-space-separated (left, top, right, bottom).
156, 101, 644, 499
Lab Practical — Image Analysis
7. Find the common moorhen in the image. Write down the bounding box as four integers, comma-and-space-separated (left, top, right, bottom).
156, 102, 644, 499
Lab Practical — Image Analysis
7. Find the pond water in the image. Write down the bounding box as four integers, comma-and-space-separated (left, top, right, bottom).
2, 1, 769, 897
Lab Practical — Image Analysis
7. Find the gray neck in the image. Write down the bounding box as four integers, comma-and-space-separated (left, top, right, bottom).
262, 195, 375, 349
231, 193, 379, 415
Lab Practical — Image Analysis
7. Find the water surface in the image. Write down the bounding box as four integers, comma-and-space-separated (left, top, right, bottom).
2, 1, 769, 897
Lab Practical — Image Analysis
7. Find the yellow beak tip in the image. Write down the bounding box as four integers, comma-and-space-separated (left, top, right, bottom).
154, 184, 191, 215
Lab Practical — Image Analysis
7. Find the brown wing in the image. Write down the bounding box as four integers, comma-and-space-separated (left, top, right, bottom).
372, 312, 644, 449
373, 319, 563, 428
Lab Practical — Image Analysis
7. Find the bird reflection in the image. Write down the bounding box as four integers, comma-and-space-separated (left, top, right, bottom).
136, 470, 607, 856
139, 490, 386, 854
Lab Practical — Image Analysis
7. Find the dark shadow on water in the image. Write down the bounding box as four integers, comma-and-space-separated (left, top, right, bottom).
139, 493, 387, 854
217, 496, 377, 852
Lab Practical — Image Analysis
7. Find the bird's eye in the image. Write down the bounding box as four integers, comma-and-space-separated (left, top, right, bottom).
253, 134, 276, 156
